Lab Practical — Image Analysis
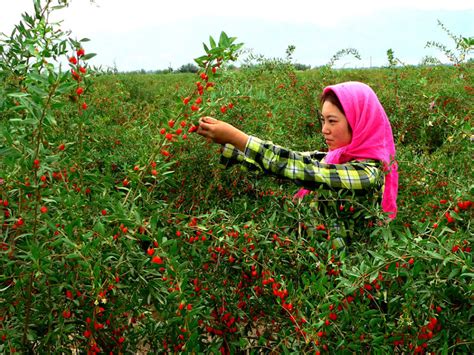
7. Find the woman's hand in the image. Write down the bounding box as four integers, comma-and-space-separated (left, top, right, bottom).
197, 116, 249, 151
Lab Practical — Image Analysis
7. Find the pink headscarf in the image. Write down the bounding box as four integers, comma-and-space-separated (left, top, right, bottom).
295, 81, 399, 219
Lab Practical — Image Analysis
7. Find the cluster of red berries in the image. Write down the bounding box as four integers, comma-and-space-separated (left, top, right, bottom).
408, 316, 442, 353
157, 119, 192, 158
220, 102, 234, 114
1, 199, 11, 230
134, 161, 160, 176
1, 198, 23, 232
185, 229, 207, 244
451, 239, 471, 253
112, 223, 129, 241
11, 216, 24, 230
69, 47, 88, 110
456, 200, 472, 210
433, 198, 472, 226
157, 64, 233, 160
260, 272, 308, 337
181, 73, 216, 114
147, 240, 164, 265
177, 302, 193, 313
204, 305, 239, 337
359, 272, 385, 300
271, 233, 292, 248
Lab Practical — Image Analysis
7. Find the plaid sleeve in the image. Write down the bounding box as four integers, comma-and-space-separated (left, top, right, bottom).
299, 150, 328, 161
219, 143, 247, 169
220, 136, 382, 191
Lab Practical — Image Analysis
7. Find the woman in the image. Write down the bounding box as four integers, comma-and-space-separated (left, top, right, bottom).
196, 81, 398, 219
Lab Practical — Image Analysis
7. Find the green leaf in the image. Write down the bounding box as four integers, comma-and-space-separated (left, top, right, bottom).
81, 53, 96, 60
441, 341, 449, 355
219, 31, 230, 47
424, 250, 443, 260
209, 35, 216, 49
368, 250, 384, 261
30, 243, 40, 262
372, 335, 385, 344
369, 317, 382, 329
239, 338, 249, 348
27, 329, 36, 341
34, 0, 41, 18
413, 261, 423, 277
202, 43, 210, 54
0, 284, 13, 292
7, 92, 30, 98
28, 85, 49, 100
194, 55, 207, 67
29, 72, 47, 83
66, 253, 81, 260
45, 114, 57, 126
448, 268, 460, 279
94, 221, 105, 235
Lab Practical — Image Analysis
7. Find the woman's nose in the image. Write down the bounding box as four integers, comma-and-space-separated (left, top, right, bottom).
321, 122, 330, 134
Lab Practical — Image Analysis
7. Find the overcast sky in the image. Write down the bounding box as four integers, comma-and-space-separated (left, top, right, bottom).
1, 0, 473, 71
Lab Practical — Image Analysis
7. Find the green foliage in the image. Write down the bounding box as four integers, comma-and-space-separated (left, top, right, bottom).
285, 44, 296, 60
0, 2, 473, 354
387, 48, 405, 67
293, 63, 311, 71
176, 63, 199, 73
425, 20, 474, 65
194, 31, 244, 69
326, 48, 361, 68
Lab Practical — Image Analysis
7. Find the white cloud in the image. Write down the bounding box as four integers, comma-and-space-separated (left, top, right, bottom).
2, 0, 473, 35
58, 0, 474, 32
1, 0, 472, 70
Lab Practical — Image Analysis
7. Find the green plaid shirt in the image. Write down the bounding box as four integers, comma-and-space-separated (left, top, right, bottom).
220, 136, 383, 191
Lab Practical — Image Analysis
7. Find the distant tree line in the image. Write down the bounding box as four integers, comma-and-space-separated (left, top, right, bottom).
119, 62, 312, 74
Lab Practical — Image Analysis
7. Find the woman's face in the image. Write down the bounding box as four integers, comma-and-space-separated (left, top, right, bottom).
320, 100, 352, 151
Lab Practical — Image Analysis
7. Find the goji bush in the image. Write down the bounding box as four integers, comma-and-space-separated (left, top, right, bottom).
0, 1, 472, 354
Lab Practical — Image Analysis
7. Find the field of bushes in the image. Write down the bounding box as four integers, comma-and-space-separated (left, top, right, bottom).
0, 1, 472, 354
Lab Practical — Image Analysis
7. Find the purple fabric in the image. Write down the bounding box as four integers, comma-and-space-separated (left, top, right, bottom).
295, 82, 398, 219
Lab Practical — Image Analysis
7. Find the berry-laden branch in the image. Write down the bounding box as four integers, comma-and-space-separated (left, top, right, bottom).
121, 32, 243, 206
